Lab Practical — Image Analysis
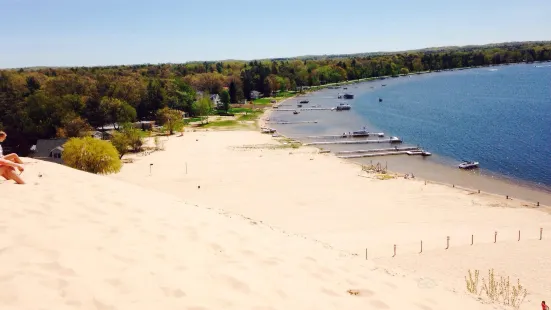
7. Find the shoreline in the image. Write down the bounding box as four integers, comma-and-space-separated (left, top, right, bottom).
263, 76, 551, 206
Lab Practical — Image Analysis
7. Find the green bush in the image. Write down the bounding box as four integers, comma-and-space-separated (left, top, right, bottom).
62, 137, 122, 174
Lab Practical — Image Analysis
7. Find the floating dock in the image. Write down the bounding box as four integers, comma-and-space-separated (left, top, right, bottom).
304, 133, 385, 139
272, 108, 334, 112
304, 139, 401, 146
339, 151, 417, 159
336, 147, 419, 155
266, 120, 319, 125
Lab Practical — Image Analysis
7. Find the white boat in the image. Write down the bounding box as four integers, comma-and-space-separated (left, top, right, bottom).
406, 150, 423, 155
261, 128, 276, 134
421, 151, 432, 156
389, 136, 402, 143
378, 133, 385, 137
458, 161, 479, 169
336, 103, 351, 111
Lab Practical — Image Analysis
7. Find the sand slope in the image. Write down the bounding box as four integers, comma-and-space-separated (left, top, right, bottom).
113, 131, 551, 309
0, 160, 496, 310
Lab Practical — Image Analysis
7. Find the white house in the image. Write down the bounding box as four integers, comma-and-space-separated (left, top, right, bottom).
33, 138, 68, 164
250, 90, 262, 99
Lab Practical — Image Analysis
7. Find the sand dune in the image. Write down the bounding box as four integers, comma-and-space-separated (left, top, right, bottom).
0, 159, 498, 310
112, 130, 551, 309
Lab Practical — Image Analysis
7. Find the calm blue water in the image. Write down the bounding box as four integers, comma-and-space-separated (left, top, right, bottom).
353, 64, 551, 187
271, 63, 551, 190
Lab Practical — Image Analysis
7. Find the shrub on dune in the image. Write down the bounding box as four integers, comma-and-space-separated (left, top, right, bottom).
62, 137, 122, 174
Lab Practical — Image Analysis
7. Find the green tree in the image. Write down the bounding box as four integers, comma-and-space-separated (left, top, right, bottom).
219, 89, 230, 112
192, 96, 213, 124
156, 107, 183, 135
400, 67, 410, 75
59, 115, 93, 138
228, 80, 238, 103
62, 137, 122, 174
100, 97, 137, 129
110, 123, 144, 158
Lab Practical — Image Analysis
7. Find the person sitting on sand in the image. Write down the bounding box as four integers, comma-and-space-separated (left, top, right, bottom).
543, 301, 549, 310
0, 131, 25, 184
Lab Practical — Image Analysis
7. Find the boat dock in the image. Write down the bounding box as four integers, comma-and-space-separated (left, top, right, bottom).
272, 108, 334, 111
336, 147, 419, 155
304, 133, 385, 139
338, 151, 414, 159
304, 138, 400, 146
266, 120, 319, 125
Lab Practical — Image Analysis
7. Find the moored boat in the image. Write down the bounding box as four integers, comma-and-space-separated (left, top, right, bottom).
458, 161, 479, 169
343, 93, 354, 99
389, 136, 402, 143
335, 103, 351, 111
293, 110, 299, 115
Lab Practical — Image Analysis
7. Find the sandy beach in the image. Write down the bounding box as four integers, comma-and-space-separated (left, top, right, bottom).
1, 129, 549, 310
111, 130, 551, 309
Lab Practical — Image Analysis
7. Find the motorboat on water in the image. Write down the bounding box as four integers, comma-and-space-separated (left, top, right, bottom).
293, 110, 299, 115
299, 100, 309, 104
421, 151, 432, 156
297, 104, 302, 108
459, 161, 479, 169
343, 93, 354, 99
389, 136, 402, 143
336, 103, 351, 111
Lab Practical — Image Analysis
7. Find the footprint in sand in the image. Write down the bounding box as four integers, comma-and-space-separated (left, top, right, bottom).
370, 299, 390, 309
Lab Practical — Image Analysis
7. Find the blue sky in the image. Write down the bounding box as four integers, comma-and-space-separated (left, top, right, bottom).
1, 0, 550, 68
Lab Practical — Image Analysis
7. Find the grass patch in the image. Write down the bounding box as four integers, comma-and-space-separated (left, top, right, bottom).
252, 98, 272, 105
202, 120, 241, 128
230, 107, 255, 113
237, 110, 263, 121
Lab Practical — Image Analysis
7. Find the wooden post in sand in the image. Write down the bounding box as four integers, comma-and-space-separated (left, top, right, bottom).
419, 240, 423, 254
392, 245, 396, 257
149, 163, 153, 176
540, 228, 543, 240
518, 230, 521, 241
365, 248, 367, 260
446, 236, 450, 250
471, 235, 474, 245
494, 231, 497, 243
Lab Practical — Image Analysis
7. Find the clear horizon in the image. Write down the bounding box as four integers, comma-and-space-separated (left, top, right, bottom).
1, 0, 550, 68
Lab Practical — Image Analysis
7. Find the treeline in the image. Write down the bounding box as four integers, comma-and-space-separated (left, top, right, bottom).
1, 41, 551, 154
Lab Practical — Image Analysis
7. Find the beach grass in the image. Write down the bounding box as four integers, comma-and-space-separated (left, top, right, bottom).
201, 120, 244, 128
237, 111, 263, 121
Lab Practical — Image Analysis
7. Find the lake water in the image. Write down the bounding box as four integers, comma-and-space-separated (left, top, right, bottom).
270, 63, 551, 202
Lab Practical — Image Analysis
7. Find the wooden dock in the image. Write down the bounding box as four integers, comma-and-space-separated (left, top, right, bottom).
336, 147, 419, 154
272, 108, 334, 112
304, 133, 385, 139
338, 151, 414, 159
266, 120, 319, 125
304, 139, 401, 146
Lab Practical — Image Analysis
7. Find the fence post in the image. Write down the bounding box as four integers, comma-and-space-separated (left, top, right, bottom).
471, 234, 474, 245
518, 230, 520, 241
420, 240, 423, 254
392, 245, 396, 257
446, 236, 450, 250
494, 231, 497, 243
365, 248, 367, 260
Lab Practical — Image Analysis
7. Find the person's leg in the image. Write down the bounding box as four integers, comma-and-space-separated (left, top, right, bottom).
0, 166, 24, 184
2, 153, 23, 164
